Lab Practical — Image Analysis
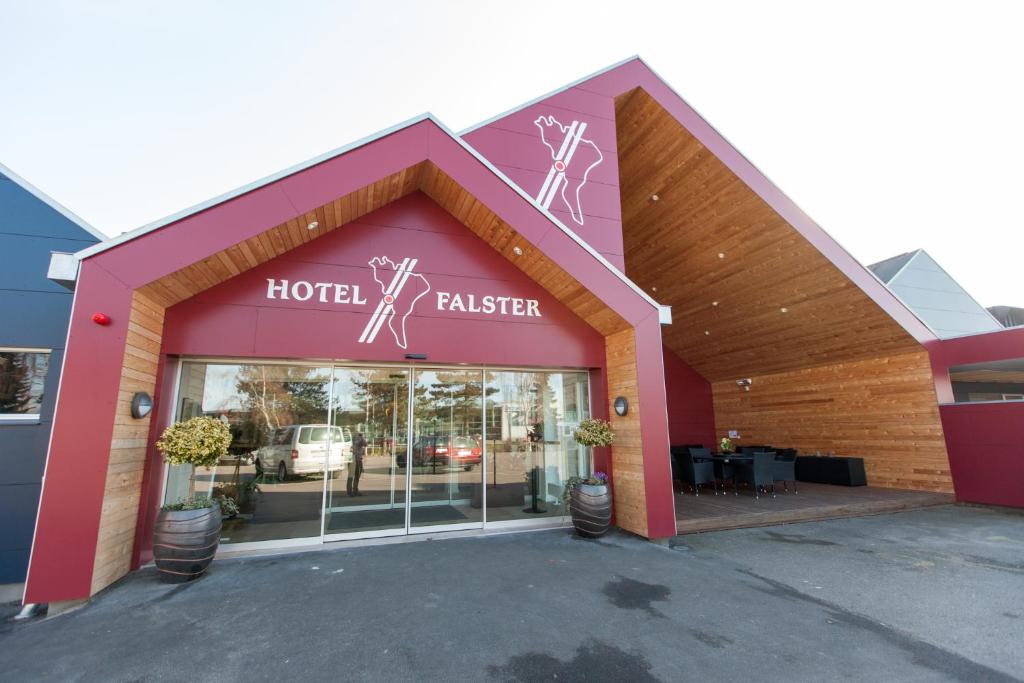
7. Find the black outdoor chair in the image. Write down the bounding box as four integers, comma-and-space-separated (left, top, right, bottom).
733, 451, 777, 499
669, 445, 701, 482
679, 449, 717, 496
773, 449, 798, 493
739, 445, 773, 454
694, 446, 736, 494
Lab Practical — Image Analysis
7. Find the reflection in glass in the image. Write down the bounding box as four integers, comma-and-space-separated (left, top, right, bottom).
950, 358, 1024, 403
410, 369, 483, 527
325, 368, 409, 535
483, 371, 590, 522
0, 351, 49, 416
161, 362, 594, 544
164, 362, 331, 544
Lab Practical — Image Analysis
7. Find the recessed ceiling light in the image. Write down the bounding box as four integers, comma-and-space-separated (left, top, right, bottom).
512, 246, 523, 256
307, 221, 319, 230
712, 301, 719, 307
704, 330, 711, 336
651, 286, 657, 292
651, 194, 659, 202
718, 252, 725, 259
780, 307, 788, 313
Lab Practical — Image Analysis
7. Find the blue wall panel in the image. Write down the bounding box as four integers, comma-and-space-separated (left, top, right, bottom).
0, 170, 100, 584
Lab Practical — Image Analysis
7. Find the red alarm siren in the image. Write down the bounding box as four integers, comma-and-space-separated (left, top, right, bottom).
92, 313, 112, 325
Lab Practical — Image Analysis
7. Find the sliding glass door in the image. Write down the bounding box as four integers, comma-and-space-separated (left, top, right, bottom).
323, 368, 409, 537
409, 369, 484, 529
163, 361, 590, 547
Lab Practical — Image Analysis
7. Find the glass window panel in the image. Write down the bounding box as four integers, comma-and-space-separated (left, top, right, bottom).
410, 369, 483, 527
950, 358, 1024, 403
483, 370, 590, 523
163, 362, 331, 544
0, 350, 49, 416
325, 367, 409, 535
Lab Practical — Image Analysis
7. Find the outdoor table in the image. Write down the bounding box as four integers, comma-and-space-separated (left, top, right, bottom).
708, 454, 752, 495
710, 453, 753, 463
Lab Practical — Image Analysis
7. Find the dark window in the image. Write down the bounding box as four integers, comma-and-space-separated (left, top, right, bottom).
0, 350, 49, 417
949, 358, 1024, 403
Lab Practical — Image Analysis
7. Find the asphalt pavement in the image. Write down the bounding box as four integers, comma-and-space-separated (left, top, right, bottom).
2, 504, 1022, 682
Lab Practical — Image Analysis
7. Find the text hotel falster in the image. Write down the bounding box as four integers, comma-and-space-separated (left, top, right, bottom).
265, 277, 543, 317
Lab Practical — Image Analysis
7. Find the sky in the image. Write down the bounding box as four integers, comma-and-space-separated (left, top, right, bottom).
1, 1, 1021, 307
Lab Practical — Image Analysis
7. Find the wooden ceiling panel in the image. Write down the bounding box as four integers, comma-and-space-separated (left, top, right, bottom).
615, 88, 920, 380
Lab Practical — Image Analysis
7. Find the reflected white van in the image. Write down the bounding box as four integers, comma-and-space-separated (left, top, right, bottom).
255, 425, 351, 480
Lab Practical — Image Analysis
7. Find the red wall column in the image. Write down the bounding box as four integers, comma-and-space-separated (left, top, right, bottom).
24, 262, 134, 603
635, 313, 677, 538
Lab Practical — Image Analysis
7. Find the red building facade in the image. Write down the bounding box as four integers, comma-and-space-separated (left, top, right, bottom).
25, 57, 1014, 608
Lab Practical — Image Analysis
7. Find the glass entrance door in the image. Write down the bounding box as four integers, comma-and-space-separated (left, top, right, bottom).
324, 368, 409, 538
164, 361, 589, 548
409, 369, 484, 530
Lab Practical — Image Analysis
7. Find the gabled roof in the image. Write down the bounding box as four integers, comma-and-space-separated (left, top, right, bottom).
459, 55, 942, 378
0, 161, 107, 241
66, 113, 668, 323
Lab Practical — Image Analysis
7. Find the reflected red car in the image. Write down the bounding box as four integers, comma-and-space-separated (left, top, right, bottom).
402, 436, 482, 470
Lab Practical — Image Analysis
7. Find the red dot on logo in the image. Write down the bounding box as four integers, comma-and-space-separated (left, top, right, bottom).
384, 295, 394, 304
554, 161, 566, 171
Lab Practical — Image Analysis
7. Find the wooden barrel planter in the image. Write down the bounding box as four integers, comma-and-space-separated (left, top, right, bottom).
153, 503, 222, 583
569, 483, 612, 538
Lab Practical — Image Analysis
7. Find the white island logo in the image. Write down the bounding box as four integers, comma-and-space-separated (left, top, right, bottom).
359, 256, 430, 349
534, 115, 603, 225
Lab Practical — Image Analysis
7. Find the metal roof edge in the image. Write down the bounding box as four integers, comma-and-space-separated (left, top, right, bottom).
457, 55, 641, 136
72, 113, 436, 261
0, 161, 107, 241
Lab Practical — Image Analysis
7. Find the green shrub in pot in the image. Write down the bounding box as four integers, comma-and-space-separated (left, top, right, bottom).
153, 417, 233, 582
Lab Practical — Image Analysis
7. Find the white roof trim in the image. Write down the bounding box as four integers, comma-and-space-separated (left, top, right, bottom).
66, 112, 667, 319
458, 55, 641, 135
72, 113, 434, 261
0, 161, 107, 241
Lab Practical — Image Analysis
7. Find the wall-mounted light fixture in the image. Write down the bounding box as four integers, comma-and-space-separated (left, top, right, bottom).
131, 392, 153, 419
306, 221, 319, 231
92, 312, 111, 325
736, 378, 753, 391
614, 396, 629, 416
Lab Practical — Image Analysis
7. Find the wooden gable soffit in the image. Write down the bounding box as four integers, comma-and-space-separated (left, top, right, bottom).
135, 160, 631, 338
615, 87, 922, 381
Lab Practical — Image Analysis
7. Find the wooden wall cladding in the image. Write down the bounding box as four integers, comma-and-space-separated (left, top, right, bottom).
605, 328, 649, 536
91, 291, 165, 595
615, 87, 921, 381
712, 351, 953, 492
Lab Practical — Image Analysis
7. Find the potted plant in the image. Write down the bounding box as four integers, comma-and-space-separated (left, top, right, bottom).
565, 418, 615, 537
153, 416, 233, 582
720, 436, 735, 454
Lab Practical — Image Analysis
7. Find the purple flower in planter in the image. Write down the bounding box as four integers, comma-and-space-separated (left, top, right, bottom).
592, 471, 609, 484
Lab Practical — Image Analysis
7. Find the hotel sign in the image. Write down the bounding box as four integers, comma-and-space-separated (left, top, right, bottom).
264, 255, 542, 349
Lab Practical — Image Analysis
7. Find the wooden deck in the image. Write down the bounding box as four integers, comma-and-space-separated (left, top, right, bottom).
675, 482, 954, 534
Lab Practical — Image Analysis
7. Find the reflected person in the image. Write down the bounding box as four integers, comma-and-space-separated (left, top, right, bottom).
347, 431, 367, 496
